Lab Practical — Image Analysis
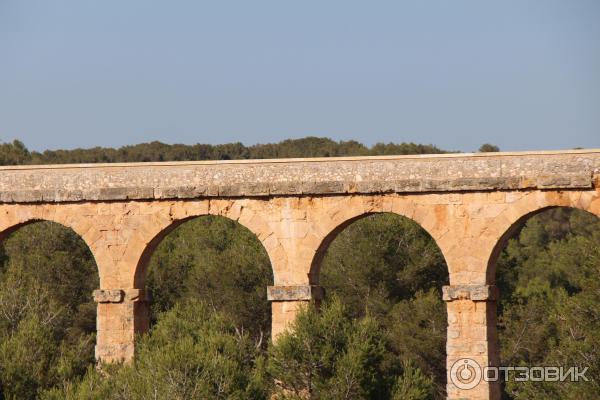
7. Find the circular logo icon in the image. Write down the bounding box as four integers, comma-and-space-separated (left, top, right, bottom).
450, 358, 482, 390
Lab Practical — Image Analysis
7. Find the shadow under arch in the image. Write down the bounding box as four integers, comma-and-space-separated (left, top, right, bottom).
485, 205, 598, 285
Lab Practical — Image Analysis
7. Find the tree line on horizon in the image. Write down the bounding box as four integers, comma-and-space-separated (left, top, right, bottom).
0, 137, 597, 400
0, 137, 449, 166
0, 136, 505, 165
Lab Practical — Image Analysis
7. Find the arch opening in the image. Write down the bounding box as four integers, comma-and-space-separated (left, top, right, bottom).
491, 207, 600, 399
0, 220, 99, 398
309, 212, 449, 399
142, 215, 274, 341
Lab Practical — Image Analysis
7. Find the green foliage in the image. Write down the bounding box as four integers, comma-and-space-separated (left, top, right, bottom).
147, 216, 273, 340
321, 213, 448, 396
0, 222, 98, 399
386, 289, 446, 396
0, 140, 30, 165
0, 137, 448, 166
44, 300, 270, 400
0, 314, 57, 399
131, 300, 269, 400
321, 213, 447, 318
268, 298, 389, 399
391, 359, 435, 400
268, 298, 439, 400
478, 143, 500, 152
497, 208, 600, 399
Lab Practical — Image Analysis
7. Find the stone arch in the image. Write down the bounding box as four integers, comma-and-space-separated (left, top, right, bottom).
485, 190, 600, 284
309, 212, 376, 284
134, 215, 199, 289
486, 206, 558, 284
0, 211, 102, 283
482, 194, 600, 400
308, 206, 450, 285
0, 214, 101, 360
306, 204, 450, 395
131, 200, 277, 290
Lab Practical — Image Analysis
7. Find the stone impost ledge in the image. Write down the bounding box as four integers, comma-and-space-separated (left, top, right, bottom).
93, 289, 151, 303
267, 285, 325, 301
442, 285, 498, 302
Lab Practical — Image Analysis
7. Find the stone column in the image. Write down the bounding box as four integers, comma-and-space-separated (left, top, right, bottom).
444, 285, 501, 400
267, 285, 324, 340
93, 288, 151, 363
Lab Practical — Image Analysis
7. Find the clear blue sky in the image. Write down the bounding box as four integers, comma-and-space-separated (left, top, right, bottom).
1, 1, 598, 152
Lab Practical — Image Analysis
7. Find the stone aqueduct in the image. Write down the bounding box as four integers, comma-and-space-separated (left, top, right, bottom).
0, 149, 599, 399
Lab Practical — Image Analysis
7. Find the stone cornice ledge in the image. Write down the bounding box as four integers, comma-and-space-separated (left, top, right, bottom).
0, 149, 598, 203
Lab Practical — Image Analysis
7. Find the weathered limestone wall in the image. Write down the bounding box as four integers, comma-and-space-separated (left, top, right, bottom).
0, 149, 598, 202
0, 149, 599, 400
